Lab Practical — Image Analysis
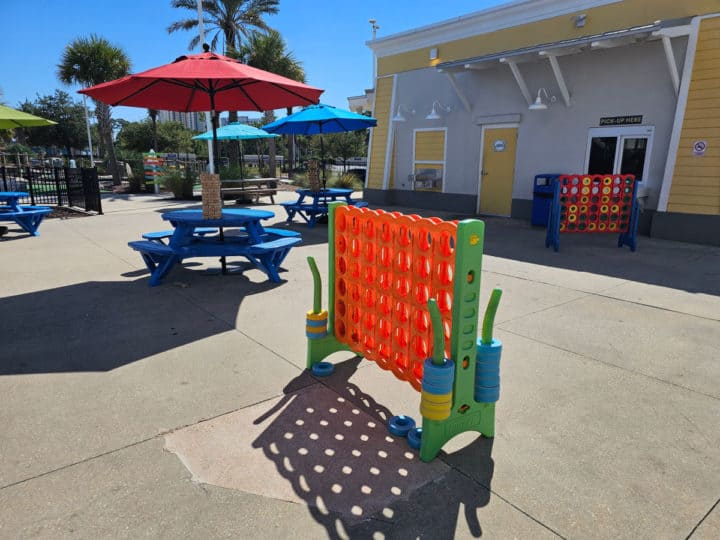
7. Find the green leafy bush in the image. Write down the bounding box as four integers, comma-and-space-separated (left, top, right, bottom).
162, 167, 195, 199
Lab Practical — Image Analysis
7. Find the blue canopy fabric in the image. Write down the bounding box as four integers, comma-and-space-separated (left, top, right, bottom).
192, 122, 278, 180
262, 103, 377, 135
192, 122, 279, 141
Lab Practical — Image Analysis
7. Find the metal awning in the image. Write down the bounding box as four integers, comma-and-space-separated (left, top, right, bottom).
435, 18, 692, 109
437, 22, 667, 71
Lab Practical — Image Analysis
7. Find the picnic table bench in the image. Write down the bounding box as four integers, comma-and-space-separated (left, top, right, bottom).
0, 192, 52, 236
281, 188, 367, 227
129, 209, 301, 286
221, 178, 278, 204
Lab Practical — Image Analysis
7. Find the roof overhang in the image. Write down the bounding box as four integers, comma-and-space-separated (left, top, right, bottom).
436, 19, 691, 72
367, 0, 622, 57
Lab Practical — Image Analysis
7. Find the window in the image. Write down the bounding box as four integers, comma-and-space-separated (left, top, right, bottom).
412, 128, 446, 191
585, 126, 654, 182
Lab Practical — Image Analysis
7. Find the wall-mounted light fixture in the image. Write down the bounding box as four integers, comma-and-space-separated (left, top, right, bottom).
429, 47, 439, 60
392, 105, 415, 122
528, 88, 557, 111
425, 101, 452, 120
573, 14, 587, 28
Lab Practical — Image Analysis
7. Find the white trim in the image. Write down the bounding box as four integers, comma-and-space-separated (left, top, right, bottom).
477, 123, 520, 214
367, 0, 621, 57
412, 127, 448, 193
660, 36, 680, 95
543, 53, 571, 106
382, 75, 398, 191
444, 71, 472, 113
500, 59, 532, 106
657, 16, 702, 212
583, 126, 655, 184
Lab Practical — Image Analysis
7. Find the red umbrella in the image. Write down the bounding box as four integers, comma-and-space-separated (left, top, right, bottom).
78, 48, 323, 113
79, 46, 323, 172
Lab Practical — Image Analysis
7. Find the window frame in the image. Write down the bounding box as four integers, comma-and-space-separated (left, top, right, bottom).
583, 125, 655, 182
412, 127, 448, 192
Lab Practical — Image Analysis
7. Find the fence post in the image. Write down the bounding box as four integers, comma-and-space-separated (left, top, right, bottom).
1, 166, 6, 191
55, 167, 64, 206
81, 167, 102, 214
25, 166, 36, 205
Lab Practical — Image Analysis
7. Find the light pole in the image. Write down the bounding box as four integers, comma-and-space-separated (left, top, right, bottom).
82, 94, 95, 167
196, 0, 215, 173
369, 19, 379, 86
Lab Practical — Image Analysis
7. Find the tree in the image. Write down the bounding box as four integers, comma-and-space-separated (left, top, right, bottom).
117, 120, 195, 154
168, 0, 280, 167
325, 131, 368, 171
57, 35, 131, 184
239, 30, 306, 177
18, 90, 87, 160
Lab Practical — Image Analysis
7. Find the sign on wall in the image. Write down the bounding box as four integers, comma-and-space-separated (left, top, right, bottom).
599, 115, 643, 126
693, 140, 708, 156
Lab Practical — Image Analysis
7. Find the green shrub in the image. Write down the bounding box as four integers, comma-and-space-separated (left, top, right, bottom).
162, 167, 195, 199
330, 172, 363, 190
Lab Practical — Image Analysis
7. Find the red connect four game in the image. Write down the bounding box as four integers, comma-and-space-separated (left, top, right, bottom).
546, 174, 640, 251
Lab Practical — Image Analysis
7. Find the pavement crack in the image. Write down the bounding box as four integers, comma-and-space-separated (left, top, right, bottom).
448, 463, 567, 539
686, 497, 720, 539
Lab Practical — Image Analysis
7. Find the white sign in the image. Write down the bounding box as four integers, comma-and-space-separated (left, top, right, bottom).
693, 140, 707, 156
493, 139, 506, 152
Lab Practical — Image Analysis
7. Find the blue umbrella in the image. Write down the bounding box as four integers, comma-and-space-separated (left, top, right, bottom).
262, 103, 376, 187
193, 122, 279, 179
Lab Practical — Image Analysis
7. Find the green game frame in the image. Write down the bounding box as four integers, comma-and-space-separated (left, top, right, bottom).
307, 202, 497, 462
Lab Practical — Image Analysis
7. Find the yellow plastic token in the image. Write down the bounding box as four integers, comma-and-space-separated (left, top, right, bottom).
582, 177, 591, 185
421, 391, 452, 404
568, 214, 577, 222
306, 310, 329, 321
611, 205, 619, 213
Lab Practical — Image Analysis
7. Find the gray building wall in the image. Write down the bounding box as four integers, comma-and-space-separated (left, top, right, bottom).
385, 38, 688, 217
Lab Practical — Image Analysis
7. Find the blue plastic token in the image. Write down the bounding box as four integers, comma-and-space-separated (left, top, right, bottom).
388, 415, 416, 437
407, 427, 422, 450
311, 361, 334, 377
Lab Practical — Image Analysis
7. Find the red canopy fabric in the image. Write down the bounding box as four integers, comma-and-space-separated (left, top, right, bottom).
78, 51, 323, 112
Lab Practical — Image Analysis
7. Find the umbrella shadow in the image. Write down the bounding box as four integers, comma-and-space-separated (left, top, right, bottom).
252, 358, 495, 539
0, 276, 280, 375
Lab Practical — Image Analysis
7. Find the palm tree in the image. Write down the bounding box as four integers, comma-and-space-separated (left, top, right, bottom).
58, 35, 131, 185
240, 30, 306, 177
168, 0, 280, 168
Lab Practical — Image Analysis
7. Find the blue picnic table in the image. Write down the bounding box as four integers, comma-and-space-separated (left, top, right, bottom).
0, 191, 52, 236
128, 208, 301, 286
280, 188, 366, 227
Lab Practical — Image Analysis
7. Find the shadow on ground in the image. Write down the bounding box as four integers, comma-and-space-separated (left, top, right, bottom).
0, 276, 280, 375
379, 207, 720, 296
252, 358, 494, 539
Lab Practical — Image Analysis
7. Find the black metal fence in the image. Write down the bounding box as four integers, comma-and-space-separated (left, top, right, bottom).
0, 166, 102, 214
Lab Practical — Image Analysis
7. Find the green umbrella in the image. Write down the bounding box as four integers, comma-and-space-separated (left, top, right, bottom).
0, 104, 57, 129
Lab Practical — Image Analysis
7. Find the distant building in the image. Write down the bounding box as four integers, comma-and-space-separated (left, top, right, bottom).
157, 111, 207, 132
348, 90, 375, 114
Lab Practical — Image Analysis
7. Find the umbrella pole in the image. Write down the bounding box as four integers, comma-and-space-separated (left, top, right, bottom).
209, 97, 227, 275
240, 140, 244, 180
320, 135, 326, 190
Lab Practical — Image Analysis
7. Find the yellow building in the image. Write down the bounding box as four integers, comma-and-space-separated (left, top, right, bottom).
365, 0, 720, 245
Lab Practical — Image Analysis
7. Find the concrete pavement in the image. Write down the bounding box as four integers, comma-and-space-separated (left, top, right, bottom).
0, 191, 718, 539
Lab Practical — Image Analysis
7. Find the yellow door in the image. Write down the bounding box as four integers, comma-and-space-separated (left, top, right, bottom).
479, 127, 517, 216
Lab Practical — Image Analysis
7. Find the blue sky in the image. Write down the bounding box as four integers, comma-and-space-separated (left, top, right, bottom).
3, 0, 509, 123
